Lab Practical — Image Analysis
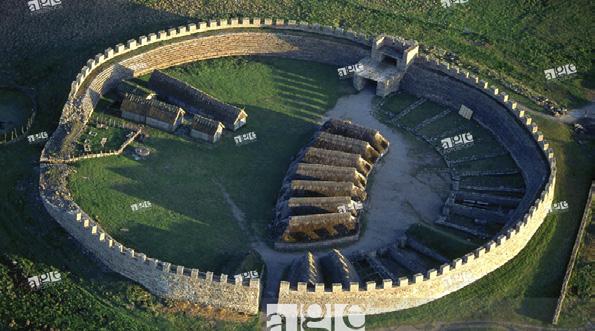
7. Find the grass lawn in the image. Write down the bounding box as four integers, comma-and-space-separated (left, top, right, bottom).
0, 88, 33, 135
69, 57, 354, 273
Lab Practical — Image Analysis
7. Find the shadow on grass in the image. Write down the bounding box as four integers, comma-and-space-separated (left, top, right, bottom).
88, 105, 323, 268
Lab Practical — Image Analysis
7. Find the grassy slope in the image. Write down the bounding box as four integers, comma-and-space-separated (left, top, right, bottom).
0, 0, 592, 329
69, 57, 353, 272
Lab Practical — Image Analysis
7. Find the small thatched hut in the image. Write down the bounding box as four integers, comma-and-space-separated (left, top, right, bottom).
281, 213, 357, 242
287, 252, 324, 286
302, 147, 372, 177
320, 249, 361, 287
313, 131, 381, 163
322, 119, 389, 155
290, 180, 367, 201
190, 115, 224, 143
292, 163, 367, 189
148, 70, 247, 130
121, 94, 184, 132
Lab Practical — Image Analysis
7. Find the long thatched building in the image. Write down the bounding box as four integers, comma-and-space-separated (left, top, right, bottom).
287, 252, 324, 286
313, 131, 381, 163
302, 147, 373, 177
292, 163, 367, 189
281, 213, 357, 242
289, 180, 367, 201
148, 70, 247, 130
322, 118, 389, 155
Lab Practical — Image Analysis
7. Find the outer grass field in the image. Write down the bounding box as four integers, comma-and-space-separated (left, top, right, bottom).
0, 89, 33, 135
69, 57, 354, 273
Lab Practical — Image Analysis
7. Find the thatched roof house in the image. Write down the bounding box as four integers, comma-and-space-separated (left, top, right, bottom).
288, 196, 357, 215
190, 115, 224, 143
148, 70, 247, 130
320, 249, 361, 287
121, 94, 184, 132
281, 213, 357, 242
313, 131, 381, 163
302, 147, 372, 177
322, 119, 389, 155
292, 163, 367, 189
290, 180, 367, 201
287, 252, 324, 286
275, 196, 356, 224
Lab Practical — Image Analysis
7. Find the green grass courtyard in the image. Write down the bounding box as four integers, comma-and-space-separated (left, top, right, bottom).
69, 57, 354, 273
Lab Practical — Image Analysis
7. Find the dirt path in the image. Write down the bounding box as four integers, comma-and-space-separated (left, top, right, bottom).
324, 89, 451, 255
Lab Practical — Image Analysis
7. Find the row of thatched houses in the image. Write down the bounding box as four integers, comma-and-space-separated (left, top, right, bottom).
273, 119, 390, 247
117, 70, 248, 143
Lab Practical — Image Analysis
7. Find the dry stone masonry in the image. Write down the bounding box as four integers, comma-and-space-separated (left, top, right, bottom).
39, 17, 555, 315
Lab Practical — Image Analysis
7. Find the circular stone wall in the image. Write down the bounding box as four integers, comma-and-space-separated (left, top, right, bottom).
39, 18, 555, 315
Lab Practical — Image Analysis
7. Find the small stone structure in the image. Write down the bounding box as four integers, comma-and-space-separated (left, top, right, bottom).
354, 35, 419, 97
39, 18, 555, 316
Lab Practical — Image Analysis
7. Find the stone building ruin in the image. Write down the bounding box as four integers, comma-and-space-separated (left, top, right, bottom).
354, 35, 419, 97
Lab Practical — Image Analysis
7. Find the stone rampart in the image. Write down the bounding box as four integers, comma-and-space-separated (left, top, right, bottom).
40, 17, 555, 315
